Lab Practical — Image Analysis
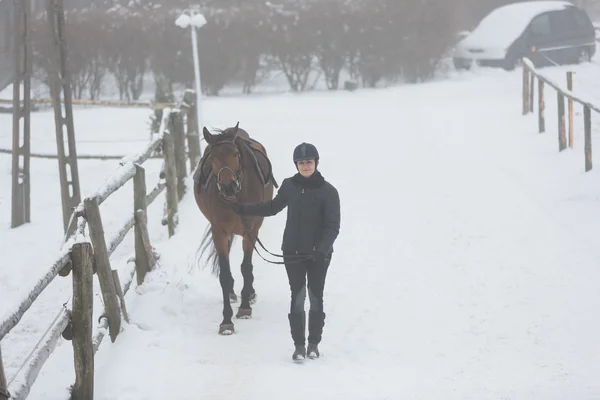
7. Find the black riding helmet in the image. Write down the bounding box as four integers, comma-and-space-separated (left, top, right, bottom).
293, 142, 319, 167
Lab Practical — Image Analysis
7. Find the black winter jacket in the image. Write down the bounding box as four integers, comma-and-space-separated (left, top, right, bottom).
240, 171, 340, 256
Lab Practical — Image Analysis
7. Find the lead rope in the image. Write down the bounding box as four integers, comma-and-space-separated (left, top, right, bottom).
240, 216, 313, 265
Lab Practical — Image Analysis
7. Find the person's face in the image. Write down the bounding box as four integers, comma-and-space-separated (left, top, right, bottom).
297, 159, 316, 177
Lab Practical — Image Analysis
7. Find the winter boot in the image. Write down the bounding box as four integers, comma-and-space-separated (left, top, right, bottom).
292, 345, 306, 361
288, 312, 306, 361
308, 311, 326, 358
307, 343, 320, 359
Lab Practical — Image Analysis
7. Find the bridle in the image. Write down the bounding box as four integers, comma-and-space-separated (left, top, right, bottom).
211, 140, 243, 201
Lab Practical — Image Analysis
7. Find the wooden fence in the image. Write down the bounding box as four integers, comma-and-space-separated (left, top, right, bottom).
0, 90, 199, 161
0, 90, 201, 400
0, 97, 177, 109
0, 148, 162, 160
521, 57, 595, 172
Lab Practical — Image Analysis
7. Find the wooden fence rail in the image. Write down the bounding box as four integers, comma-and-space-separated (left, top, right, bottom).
0, 97, 177, 109
0, 90, 202, 400
0, 148, 149, 160
521, 57, 595, 172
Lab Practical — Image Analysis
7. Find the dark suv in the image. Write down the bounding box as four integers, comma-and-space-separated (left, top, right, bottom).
453, 1, 597, 70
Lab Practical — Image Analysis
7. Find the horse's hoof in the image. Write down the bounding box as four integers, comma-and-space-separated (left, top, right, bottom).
236, 308, 252, 319
249, 292, 257, 305
219, 323, 235, 335
229, 293, 238, 303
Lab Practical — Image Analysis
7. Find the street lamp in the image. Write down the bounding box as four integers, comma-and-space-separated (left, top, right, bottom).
176, 8, 206, 150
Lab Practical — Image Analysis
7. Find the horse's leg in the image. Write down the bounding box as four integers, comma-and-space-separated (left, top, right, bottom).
214, 230, 235, 335
236, 233, 257, 319
228, 235, 238, 303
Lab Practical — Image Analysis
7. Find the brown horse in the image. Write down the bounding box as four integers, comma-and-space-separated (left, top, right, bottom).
193, 123, 277, 335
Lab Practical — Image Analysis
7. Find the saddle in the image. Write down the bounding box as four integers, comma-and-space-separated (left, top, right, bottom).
193, 137, 279, 189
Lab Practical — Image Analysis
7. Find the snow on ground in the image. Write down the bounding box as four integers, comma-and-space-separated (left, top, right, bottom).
2, 59, 600, 399
0, 106, 168, 385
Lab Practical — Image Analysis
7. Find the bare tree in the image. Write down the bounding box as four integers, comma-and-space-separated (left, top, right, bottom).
267, 9, 316, 92
27, 0, 525, 99
103, 9, 149, 101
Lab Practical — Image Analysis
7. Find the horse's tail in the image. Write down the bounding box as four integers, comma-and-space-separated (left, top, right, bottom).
195, 224, 235, 277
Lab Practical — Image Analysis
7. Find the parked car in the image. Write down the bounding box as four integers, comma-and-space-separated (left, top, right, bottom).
453, 1, 596, 70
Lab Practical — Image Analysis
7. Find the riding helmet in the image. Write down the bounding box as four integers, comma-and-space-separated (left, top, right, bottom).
293, 142, 319, 164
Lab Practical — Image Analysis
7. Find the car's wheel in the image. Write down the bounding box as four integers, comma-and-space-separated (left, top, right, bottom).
504, 55, 522, 71
453, 57, 470, 71
578, 48, 591, 63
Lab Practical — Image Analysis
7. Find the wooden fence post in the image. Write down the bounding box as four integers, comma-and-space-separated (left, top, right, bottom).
567, 71, 574, 148
538, 79, 545, 133
133, 164, 153, 285
83, 197, 121, 342
529, 73, 534, 113
183, 90, 201, 173
135, 210, 156, 279
0, 346, 8, 400
162, 132, 178, 237
169, 111, 187, 200
584, 105, 592, 171
523, 65, 530, 115
70, 242, 94, 400
558, 93, 566, 151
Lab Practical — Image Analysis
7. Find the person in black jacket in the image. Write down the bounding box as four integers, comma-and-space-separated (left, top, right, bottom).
232, 142, 341, 361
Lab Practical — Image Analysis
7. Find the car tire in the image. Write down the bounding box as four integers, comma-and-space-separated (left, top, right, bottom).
577, 48, 591, 63
453, 62, 471, 71
503, 55, 522, 71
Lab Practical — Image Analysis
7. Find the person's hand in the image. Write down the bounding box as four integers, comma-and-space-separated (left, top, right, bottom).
311, 249, 325, 265
232, 203, 243, 215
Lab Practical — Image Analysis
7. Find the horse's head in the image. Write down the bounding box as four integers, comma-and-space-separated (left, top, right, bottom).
203, 122, 243, 201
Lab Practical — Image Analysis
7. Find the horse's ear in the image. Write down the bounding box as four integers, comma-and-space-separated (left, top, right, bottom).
203, 127, 214, 145
232, 122, 239, 139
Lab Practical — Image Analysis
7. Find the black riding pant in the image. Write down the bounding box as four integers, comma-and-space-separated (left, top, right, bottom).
284, 254, 330, 314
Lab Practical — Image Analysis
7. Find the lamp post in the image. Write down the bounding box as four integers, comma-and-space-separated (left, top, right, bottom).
176, 8, 206, 151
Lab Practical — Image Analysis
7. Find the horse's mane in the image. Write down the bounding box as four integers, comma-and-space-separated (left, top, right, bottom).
210, 127, 238, 143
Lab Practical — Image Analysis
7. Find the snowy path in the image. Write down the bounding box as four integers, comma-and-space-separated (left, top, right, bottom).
25, 69, 600, 399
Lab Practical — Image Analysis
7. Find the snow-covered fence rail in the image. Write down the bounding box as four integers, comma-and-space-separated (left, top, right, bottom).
521, 57, 595, 172
0, 148, 148, 160
0, 97, 177, 109
0, 90, 202, 400
0, 90, 201, 162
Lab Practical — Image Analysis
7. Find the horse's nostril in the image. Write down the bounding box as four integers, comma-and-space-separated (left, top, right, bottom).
224, 181, 237, 194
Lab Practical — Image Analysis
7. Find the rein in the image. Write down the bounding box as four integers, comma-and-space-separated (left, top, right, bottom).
239, 216, 313, 265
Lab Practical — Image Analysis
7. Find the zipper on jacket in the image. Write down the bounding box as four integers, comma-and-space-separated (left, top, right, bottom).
297, 187, 305, 254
